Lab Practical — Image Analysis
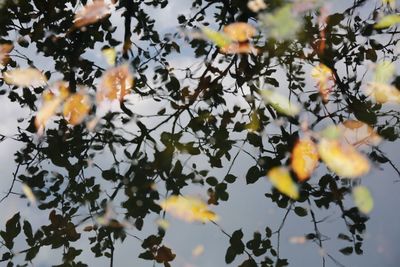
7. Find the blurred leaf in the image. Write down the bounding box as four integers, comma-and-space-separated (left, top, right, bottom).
291, 138, 319, 182
318, 139, 370, 178
73, 0, 111, 28
3, 68, 47, 88
340, 120, 381, 147
259, 5, 301, 41
223, 22, 256, 42
159, 195, 219, 223
353, 185, 374, 214
21, 184, 36, 205
97, 64, 134, 103
366, 82, 400, 104
201, 27, 232, 48
63, 91, 91, 125
267, 167, 299, 200
102, 47, 116, 66
260, 90, 300, 117
311, 63, 335, 102
374, 14, 400, 29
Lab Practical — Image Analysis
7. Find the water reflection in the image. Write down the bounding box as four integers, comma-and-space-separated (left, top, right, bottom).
0, 0, 399, 266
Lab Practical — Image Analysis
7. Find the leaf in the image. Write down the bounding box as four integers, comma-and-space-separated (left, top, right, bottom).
311, 63, 335, 102
291, 139, 319, 182
63, 92, 91, 125
219, 42, 258, 55
155, 246, 176, 263
192, 244, 204, 257
223, 22, 256, 42
260, 90, 300, 117
373, 61, 395, 83
21, 184, 36, 205
159, 195, 219, 223
35, 82, 70, 130
267, 167, 299, 200
35, 95, 63, 130
201, 27, 232, 48
247, 0, 268, 13
0, 43, 13, 68
3, 68, 47, 88
353, 185, 374, 214
259, 5, 301, 41
294, 206, 308, 217
73, 0, 111, 28
374, 14, 400, 29
340, 120, 381, 147
365, 82, 400, 104
97, 64, 134, 103
102, 47, 116, 66
317, 139, 370, 178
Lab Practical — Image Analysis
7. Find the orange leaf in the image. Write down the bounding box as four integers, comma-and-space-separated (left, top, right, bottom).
73, 0, 111, 28
0, 43, 13, 68
291, 139, 319, 182
318, 139, 370, 178
63, 92, 91, 125
97, 64, 134, 103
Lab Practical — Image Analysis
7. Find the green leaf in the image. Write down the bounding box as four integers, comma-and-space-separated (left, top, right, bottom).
294, 207, 308, 217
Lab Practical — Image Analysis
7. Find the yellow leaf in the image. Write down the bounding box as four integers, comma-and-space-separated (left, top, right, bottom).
318, 139, 370, 178
159, 195, 219, 223
102, 47, 116, 66
0, 43, 13, 68
366, 82, 400, 104
267, 167, 299, 199
22, 184, 36, 205
374, 14, 400, 29
192, 244, 205, 257
260, 90, 301, 117
373, 61, 395, 83
35, 82, 70, 130
73, 0, 111, 28
353, 186, 374, 214
97, 64, 134, 103
223, 22, 256, 42
311, 63, 335, 102
3, 68, 47, 88
291, 139, 319, 182
63, 92, 91, 125
156, 219, 170, 230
